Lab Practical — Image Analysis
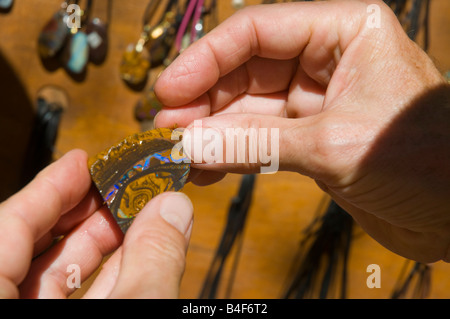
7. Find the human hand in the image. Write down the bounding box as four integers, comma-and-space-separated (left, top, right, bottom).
154, 0, 450, 263
0, 149, 193, 298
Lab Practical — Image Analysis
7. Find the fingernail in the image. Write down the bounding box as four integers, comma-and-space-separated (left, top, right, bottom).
159, 193, 193, 235
152, 112, 160, 128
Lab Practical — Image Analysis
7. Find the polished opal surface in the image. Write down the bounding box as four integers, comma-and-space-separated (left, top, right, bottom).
88, 128, 190, 233
38, 11, 69, 58
65, 31, 89, 74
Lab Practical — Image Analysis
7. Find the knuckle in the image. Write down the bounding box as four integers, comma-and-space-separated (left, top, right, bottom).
309, 116, 362, 176
313, 118, 346, 159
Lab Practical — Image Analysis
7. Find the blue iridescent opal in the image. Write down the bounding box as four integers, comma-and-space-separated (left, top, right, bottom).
66, 31, 89, 74
88, 128, 190, 233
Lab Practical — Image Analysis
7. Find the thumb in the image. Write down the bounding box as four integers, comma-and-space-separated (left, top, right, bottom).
108, 192, 193, 298
182, 113, 322, 177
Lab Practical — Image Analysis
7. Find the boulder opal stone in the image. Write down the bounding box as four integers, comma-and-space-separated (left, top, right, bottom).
64, 31, 89, 74
88, 128, 190, 233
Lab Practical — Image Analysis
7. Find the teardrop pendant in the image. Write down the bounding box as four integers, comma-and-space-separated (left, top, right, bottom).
119, 44, 151, 86
62, 31, 89, 74
38, 10, 70, 59
0, 0, 13, 10
148, 11, 178, 68
86, 17, 108, 65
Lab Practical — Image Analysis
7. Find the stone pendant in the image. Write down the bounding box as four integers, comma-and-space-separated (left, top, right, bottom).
134, 89, 163, 122
38, 10, 70, 59
88, 128, 190, 233
148, 19, 178, 68
85, 18, 108, 65
119, 44, 151, 86
62, 31, 89, 74
0, 0, 13, 10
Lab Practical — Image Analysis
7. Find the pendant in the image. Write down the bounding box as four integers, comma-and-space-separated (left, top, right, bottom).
134, 88, 163, 122
86, 18, 108, 64
38, 10, 70, 59
0, 0, 13, 10
88, 128, 190, 233
149, 32, 174, 68
119, 43, 151, 87
148, 12, 178, 68
62, 31, 89, 74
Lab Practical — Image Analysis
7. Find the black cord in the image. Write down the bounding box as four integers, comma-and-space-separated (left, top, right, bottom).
199, 174, 256, 299
21, 98, 64, 186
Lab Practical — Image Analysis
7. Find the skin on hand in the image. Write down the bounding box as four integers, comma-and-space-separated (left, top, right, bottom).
154, 0, 450, 263
0, 149, 193, 298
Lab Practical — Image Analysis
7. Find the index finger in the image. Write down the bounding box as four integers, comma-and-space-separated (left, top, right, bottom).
154, 1, 367, 107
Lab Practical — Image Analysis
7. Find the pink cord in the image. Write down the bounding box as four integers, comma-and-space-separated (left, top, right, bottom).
175, 0, 198, 51
190, 0, 204, 43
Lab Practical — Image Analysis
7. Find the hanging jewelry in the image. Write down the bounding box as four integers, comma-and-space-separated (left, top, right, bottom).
85, 0, 111, 65
134, 0, 218, 131
0, 0, 13, 12
120, 0, 180, 88
60, 0, 92, 75
148, 1, 180, 69
38, 0, 74, 59
119, 0, 160, 87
